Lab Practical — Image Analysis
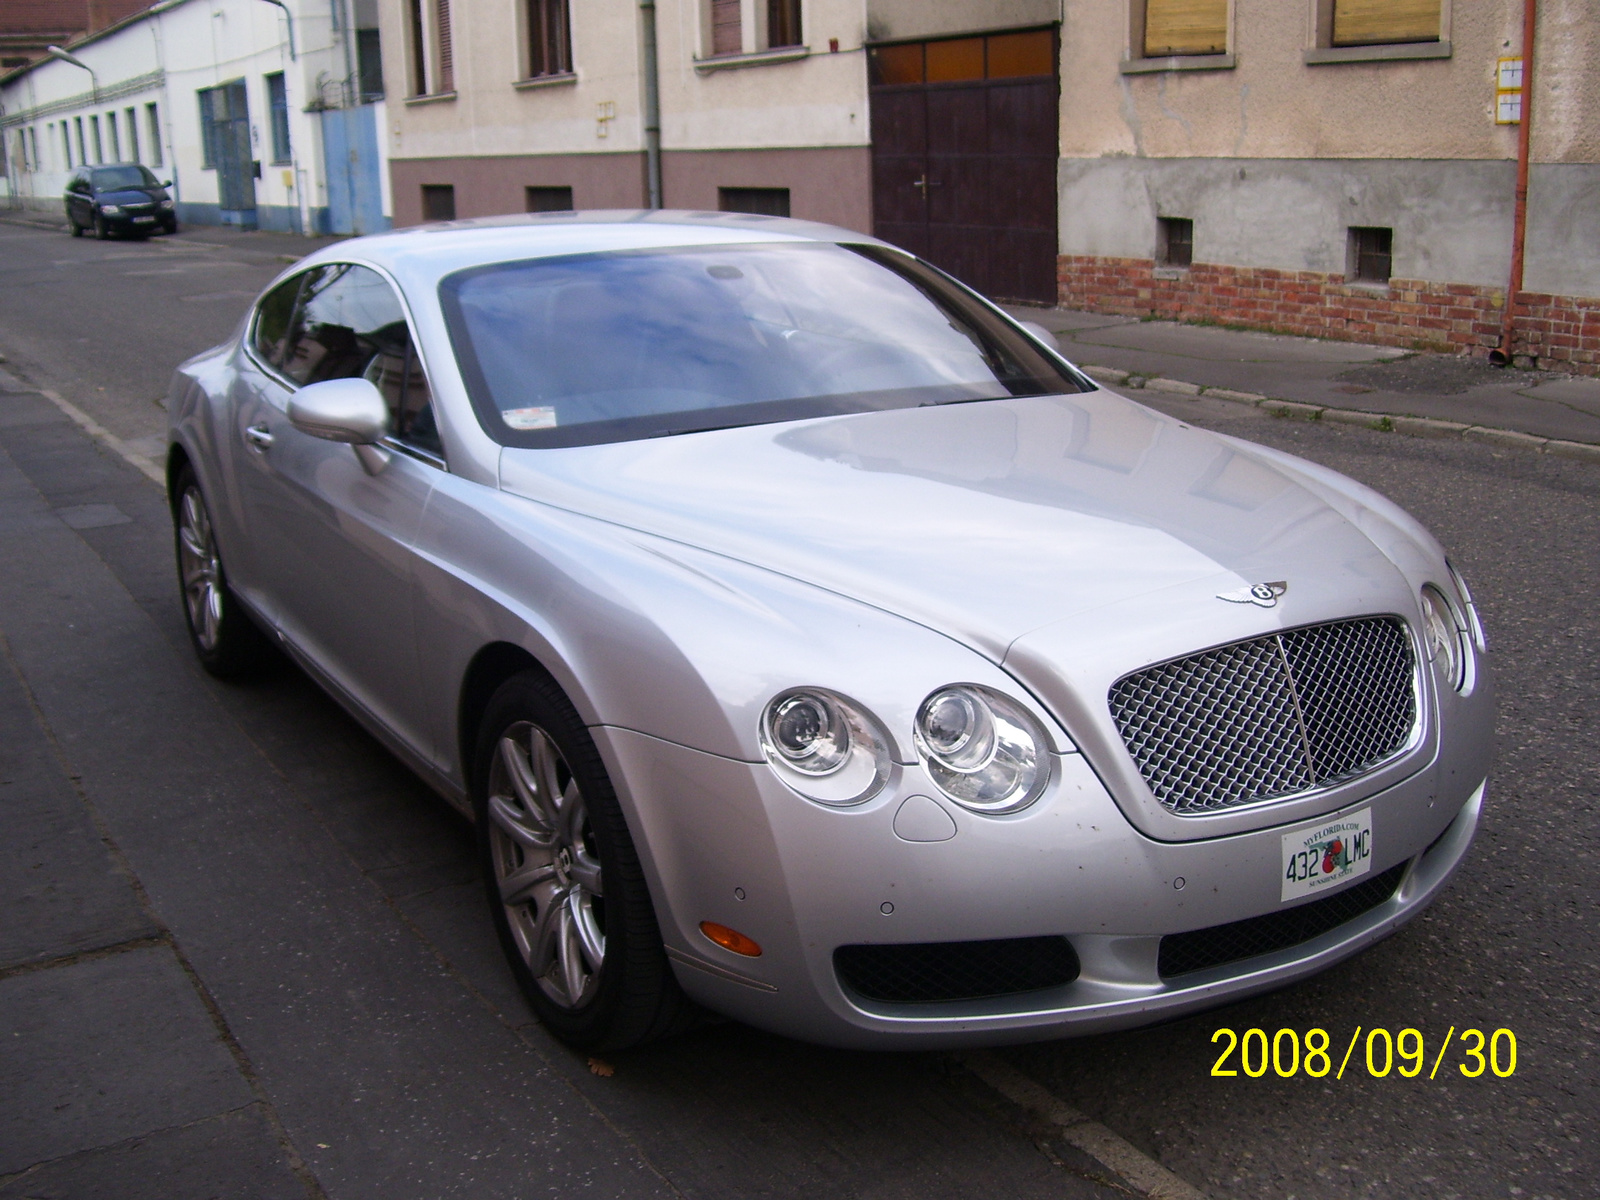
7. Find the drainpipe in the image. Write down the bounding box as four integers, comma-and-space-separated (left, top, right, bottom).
639, 0, 662, 208
1493, 0, 1536, 367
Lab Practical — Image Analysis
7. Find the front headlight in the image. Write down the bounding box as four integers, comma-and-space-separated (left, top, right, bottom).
1420, 584, 1468, 691
160, 198, 175, 210
99, 204, 122, 215
760, 688, 890, 806
914, 685, 1050, 813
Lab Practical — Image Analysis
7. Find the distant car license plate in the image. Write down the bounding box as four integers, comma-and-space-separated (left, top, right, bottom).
134, 216, 156, 223
1281, 808, 1372, 901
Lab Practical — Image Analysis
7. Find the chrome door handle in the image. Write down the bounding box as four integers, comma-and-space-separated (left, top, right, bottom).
244, 424, 274, 448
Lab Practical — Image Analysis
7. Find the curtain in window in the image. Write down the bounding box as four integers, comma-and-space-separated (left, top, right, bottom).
527, 0, 572, 76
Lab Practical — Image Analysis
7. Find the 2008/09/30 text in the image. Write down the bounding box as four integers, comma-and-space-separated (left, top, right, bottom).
1210, 1027, 1517, 1080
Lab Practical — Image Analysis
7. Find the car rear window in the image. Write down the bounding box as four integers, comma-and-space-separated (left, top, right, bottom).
439, 242, 1090, 448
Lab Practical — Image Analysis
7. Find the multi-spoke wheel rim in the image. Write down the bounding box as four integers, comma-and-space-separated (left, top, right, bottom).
177, 486, 223, 652
487, 722, 606, 1009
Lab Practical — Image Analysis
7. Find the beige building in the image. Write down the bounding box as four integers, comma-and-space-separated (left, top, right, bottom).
381, 0, 1599, 370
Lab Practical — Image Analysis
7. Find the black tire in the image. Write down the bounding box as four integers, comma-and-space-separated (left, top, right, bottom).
69, 217, 83, 237
172, 464, 269, 679
94, 213, 110, 240
473, 669, 694, 1051
164, 220, 179, 235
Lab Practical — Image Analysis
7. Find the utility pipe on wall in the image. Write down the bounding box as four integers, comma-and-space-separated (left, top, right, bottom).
639, 0, 662, 209
1494, 0, 1537, 366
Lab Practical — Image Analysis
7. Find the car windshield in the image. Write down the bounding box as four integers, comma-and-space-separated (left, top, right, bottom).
93, 165, 160, 190
440, 242, 1091, 447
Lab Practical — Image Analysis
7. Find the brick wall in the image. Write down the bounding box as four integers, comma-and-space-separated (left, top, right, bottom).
1056, 256, 1600, 376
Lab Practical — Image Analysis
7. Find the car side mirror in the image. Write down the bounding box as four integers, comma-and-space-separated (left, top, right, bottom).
162, 180, 172, 188
287, 378, 391, 474
1017, 320, 1061, 352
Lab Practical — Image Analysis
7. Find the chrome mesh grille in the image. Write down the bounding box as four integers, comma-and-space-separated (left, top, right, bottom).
1108, 617, 1416, 815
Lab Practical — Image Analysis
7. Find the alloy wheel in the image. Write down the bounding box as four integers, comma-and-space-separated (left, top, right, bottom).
487, 722, 606, 1008
177, 485, 223, 651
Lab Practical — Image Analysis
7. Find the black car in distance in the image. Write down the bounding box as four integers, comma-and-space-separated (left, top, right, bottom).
65, 164, 178, 238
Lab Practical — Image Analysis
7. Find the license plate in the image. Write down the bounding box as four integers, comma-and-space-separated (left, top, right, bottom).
134, 216, 156, 223
1281, 809, 1372, 901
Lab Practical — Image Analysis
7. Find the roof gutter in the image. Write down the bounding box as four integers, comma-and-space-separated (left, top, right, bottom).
1492, 0, 1537, 367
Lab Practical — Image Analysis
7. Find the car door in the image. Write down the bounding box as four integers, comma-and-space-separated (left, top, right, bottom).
230, 262, 442, 759
67, 173, 88, 224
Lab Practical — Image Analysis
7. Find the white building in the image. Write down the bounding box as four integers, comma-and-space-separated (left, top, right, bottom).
1, 0, 393, 235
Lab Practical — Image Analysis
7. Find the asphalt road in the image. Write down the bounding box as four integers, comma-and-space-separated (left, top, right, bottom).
1, 219, 1595, 1199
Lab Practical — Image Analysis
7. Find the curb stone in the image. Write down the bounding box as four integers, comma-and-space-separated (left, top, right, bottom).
1078, 362, 1599, 461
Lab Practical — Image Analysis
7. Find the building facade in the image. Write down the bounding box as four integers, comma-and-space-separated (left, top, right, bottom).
0, 0, 393, 235
1060, 0, 1600, 373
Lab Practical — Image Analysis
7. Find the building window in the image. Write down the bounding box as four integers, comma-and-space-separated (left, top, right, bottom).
1142, 0, 1228, 57
62, 122, 73, 167
357, 29, 385, 99
1348, 227, 1393, 285
267, 73, 291, 163
1157, 217, 1193, 268
107, 111, 121, 161
710, 0, 741, 56
526, 185, 574, 212
767, 0, 801, 49
28, 127, 39, 171
125, 107, 139, 162
408, 0, 453, 94
74, 117, 86, 166
422, 184, 456, 220
89, 115, 103, 163
719, 186, 790, 217
525, 0, 572, 77
1330, 0, 1440, 47
146, 103, 162, 166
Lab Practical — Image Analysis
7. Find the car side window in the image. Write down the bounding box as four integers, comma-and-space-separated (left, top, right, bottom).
279, 263, 443, 460
252, 273, 306, 370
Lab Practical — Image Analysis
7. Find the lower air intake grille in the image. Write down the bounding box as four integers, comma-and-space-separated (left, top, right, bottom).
834, 937, 1080, 1004
1158, 863, 1407, 978
1108, 617, 1417, 815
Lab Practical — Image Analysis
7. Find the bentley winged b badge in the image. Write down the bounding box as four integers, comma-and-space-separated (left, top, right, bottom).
1217, 581, 1288, 608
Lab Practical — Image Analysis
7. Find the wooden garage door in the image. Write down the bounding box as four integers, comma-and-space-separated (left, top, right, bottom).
870, 28, 1059, 304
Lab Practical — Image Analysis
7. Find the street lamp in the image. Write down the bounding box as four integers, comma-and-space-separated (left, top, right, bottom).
45, 45, 97, 103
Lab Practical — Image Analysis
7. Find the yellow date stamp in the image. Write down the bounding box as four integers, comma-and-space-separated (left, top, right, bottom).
1210, 1026, 1517, 1079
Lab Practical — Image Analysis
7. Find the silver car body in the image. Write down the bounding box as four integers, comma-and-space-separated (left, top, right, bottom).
167, 212, 1492, 1048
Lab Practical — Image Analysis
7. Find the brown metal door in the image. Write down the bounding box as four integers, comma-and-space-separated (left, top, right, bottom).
869, 30, 1059, 304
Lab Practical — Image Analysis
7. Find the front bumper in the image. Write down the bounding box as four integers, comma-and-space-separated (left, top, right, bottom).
596, 726, 1483, 1049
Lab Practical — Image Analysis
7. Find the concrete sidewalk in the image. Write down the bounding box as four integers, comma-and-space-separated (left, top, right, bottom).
0, 207, 343, 264
1006, 304, 1600, 449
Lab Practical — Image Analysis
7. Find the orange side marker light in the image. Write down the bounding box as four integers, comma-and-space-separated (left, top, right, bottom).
700, 921, 762, 957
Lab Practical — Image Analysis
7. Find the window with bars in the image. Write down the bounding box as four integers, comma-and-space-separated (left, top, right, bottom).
719, 187, 789, 217
1347, 227, 1393, 285
525, 0, 572, 77
422, 184, 456, 220
1157, 217, 1193, 268
526, 185, 574, 212
1143, 0, 1228, 57
1330, 0, 1440, 47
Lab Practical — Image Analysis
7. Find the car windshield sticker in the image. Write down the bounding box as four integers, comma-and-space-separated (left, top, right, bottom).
503, 406, 558, 430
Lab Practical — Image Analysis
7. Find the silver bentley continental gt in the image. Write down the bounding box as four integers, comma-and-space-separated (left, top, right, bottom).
166, 212, 1493, 1050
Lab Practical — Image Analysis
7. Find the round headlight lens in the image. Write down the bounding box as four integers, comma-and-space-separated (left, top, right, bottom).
760, 689, 890, 806
1420, 584, 1466, 690
1446, 560, 1488, 652
914, 685, 1049, 814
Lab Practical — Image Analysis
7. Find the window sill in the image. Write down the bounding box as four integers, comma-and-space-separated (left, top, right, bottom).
403, 91, 457, 107
512, 72, 577, 92
1304, 41, 1450, 65
1342, 279, 1392, 292
1153, 266, 1190, 279
693, 45, 809, 74
1120, 53, 1235, 75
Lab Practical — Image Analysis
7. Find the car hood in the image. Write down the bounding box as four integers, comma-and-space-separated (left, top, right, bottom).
497, 392, 1413, 662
